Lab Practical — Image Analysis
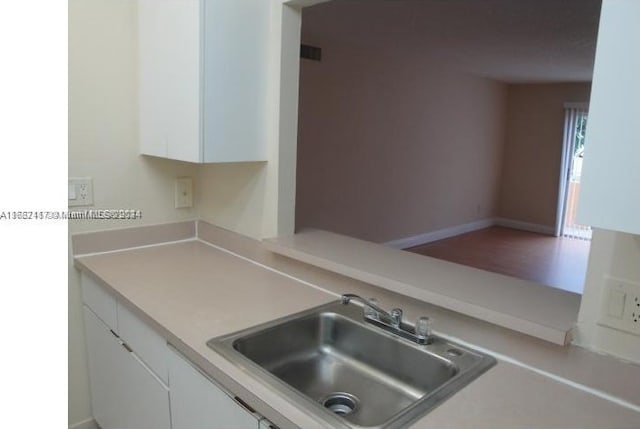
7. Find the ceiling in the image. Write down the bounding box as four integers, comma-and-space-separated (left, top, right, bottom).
301, 0, 601, 83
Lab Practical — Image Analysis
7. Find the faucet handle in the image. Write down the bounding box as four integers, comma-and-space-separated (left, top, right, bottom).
390, 308, 403, 328
415, 316, 432, 340
364, 298, 380, 320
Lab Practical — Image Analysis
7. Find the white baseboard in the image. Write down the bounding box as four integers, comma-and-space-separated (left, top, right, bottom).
69, 418, 98, 429
384, 217, 555, 249
384, 218, 494, 249
494, 217, 555, 235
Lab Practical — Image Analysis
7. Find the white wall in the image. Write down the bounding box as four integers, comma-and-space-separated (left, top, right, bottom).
197, 163, 269, 239
577, 0, 640, 236
573, 0, 640, 365
576, 229, 640, 363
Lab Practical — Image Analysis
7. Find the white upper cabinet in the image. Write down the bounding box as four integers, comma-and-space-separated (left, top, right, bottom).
139, 0, 269, 163
578, 0, 640, 235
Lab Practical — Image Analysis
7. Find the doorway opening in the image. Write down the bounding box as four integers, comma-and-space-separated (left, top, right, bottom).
559, 105, 592, 240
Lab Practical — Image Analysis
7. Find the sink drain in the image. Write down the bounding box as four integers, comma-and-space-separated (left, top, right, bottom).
321, 392, 359, 416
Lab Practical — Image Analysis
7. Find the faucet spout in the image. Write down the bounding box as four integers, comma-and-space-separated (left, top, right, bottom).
341, 294, 391, 318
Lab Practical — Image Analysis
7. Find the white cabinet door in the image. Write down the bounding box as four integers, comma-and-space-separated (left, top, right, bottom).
84, 307, 171, 429
169, 347, 260, 429
138, 0, 269, 163
138, 0, 201, 162
577, 0, 640, 234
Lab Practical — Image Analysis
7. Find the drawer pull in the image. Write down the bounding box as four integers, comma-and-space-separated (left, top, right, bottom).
233, 396, 255, 413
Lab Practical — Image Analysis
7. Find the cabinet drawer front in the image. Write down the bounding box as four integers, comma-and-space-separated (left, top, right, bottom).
117, 302, 169, 384
81, 273, 117, 331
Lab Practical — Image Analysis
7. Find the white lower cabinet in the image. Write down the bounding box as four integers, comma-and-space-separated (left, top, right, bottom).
168, 347, 261, 429
83, 307, 171, 429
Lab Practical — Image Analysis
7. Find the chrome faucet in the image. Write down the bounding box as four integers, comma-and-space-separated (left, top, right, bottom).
341, 294, 392, 318
341, 294, 432, 344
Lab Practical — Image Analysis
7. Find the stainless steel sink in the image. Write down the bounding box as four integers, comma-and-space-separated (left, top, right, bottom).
207, 300, 496, 428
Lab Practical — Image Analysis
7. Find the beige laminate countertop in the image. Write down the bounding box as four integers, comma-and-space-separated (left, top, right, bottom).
75, 238, 640, 429
264, 230, 580, 345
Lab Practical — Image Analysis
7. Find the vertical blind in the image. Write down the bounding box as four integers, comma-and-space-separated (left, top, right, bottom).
560, 105, 591, 240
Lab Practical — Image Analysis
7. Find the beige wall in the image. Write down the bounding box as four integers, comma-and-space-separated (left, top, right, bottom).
198, 163, 269, 240
498, 83, 591, 228
295, 43, 507, 243
576, 229, 640, 363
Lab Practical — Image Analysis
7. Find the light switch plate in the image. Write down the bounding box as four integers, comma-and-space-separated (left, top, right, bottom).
68, 177, 93, 207
598, 276, 640, 336
174, 177, 193, 208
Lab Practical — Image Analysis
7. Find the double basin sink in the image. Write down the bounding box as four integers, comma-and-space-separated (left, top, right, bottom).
207, 299, 496, 428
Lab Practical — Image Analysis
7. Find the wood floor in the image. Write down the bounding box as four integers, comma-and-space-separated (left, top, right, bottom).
406, 226, 591, 294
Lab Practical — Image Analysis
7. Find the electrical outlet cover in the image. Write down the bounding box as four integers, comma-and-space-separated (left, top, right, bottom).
598, 276, 640, 336
68, 177, 94, 207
